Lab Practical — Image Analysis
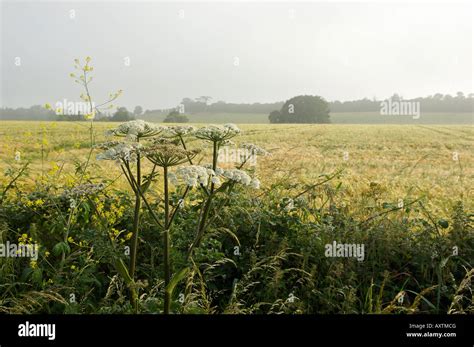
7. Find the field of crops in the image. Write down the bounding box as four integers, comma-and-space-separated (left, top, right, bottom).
0, 120, 472, 314
1, 121, 472, 213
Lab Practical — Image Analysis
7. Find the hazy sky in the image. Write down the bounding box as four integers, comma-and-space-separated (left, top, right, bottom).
1, 0, 472, 110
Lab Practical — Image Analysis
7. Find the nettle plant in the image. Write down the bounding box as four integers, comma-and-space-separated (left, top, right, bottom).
95, 122, 265, 313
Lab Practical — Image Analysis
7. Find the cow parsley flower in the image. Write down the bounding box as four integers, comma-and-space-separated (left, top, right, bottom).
106, 120, 164, 141
194, 123, 240, 143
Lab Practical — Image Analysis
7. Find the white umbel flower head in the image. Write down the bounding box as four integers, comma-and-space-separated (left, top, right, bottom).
222, 169, 252, 186
95, 141, 142, 163
194, 123, 240, 142
164, 125, 196, 137
106, 120, 164, 141
175, 165, 214, 187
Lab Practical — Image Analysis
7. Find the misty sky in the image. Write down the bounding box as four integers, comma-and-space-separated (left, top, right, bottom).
1, 1, 472, 110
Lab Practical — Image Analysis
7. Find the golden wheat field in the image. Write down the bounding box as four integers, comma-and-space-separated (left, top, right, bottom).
1, 121, 472, 216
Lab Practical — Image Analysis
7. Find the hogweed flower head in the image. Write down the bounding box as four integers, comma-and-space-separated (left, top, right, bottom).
106, 120, 165, 141
145, 144, 199, 168
95, 141, 142, 163
222, 168, 251, 185
175, 165, 214, 187
163, 125, 196, 138
194, 123, 240, 143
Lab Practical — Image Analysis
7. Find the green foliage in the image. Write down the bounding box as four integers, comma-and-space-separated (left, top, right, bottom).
163, 111, 189, 123
112, 107, 134, 121
0, 174, 472, 314
269, 95, 331, 124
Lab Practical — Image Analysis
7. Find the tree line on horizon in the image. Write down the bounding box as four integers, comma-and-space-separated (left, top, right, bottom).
1, 92, 472, 121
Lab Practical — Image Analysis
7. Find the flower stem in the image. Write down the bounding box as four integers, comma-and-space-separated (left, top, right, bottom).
129, 150, 141, 280
163, 165, 171, 314
186, 140, 219, 260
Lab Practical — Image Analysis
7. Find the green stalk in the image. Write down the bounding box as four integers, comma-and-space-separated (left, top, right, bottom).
129, 147, 141, 279
186, 140, 219, 260
163, 165, 171, 314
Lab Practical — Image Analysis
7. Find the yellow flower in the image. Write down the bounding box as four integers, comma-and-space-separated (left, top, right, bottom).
70, 265, 76, 270
125, 232, 132, 240
34, 199, 44, 206
85, 56, 91, 62
44, 103, 52, 110
45, 251, 50, 257
84, 111, 95, 120
30, 260, 37, 269
67, 236, 74, 243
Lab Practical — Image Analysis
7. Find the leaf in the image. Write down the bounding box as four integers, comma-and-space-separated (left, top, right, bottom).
217, 227, 241, 246
32, 268, 43, 285
52, 242, 70, 256
437, 219, 449, 229
166, 267, 189, 297
113, 258, 133, 285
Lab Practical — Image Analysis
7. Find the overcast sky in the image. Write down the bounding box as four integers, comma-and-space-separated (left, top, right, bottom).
1, 1, 472, 110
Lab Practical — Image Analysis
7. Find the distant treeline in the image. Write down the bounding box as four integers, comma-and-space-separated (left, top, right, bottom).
147, 93, 474, 116
331, 93, 473, 113
1, 93, 472, 120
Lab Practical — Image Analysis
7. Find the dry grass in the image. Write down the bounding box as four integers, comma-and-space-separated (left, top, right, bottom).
1, 121, 472, 217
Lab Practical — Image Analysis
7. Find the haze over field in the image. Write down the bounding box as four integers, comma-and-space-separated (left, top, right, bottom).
1, 1, 473, 110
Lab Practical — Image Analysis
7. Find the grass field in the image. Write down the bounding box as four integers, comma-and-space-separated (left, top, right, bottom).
1, 121, 472, 214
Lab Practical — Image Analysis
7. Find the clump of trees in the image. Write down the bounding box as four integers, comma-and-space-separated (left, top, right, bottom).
110, 107, 134, 121
163, 110, 189, 123
268, 95, 331, 124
